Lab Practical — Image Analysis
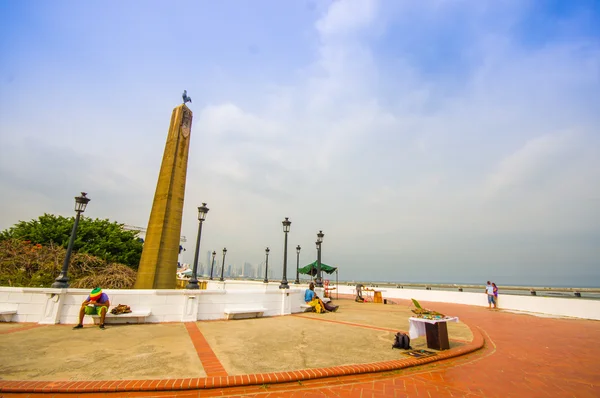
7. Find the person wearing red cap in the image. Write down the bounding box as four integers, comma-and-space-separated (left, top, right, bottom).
73, 287, 110, 329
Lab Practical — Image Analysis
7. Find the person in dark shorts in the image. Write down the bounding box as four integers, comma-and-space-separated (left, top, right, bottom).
73, 287, 110, 329
355, 283, 365, 302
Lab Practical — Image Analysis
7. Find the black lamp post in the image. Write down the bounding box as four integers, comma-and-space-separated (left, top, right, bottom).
315, 230, 324, 287
219, 247, 227, 281
209, 251, 216, 280
186, 203, 209, 289
52, 192, 91, 288
263, 247, 270, 283
279, 217, 291, 289
295, 245, 301, 284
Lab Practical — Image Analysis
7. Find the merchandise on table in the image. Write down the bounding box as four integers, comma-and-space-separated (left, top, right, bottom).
410, 298, 446, 319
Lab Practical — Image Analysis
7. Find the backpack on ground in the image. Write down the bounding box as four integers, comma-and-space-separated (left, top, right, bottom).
392, 332, 411, 350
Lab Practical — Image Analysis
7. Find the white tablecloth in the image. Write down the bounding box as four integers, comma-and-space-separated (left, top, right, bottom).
408, 316, 459, 339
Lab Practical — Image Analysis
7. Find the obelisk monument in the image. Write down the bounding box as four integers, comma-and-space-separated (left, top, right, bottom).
135, 95, 193, 289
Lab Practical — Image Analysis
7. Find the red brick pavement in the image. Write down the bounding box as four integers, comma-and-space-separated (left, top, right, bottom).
3, 299, 600, 397
184, 322, 228, 377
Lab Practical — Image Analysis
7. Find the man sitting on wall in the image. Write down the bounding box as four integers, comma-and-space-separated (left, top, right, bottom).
73, 287, 111, 329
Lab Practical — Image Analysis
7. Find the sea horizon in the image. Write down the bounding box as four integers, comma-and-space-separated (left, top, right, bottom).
235, 275, 600, 290
330, 278, 600, 289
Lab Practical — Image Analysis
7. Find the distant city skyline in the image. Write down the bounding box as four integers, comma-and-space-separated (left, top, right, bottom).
1, 1, 599, 287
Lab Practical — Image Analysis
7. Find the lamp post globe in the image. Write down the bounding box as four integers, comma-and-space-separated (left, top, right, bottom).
294, 245, 301, 284
219, 248, 227, 281
279, 217, 291, 289
52, 192, 90, 289
315, 230, 324, 287
197, 203, 209, 221
263, 247, 270, 283
186, 203, 209, 289
209, 251, 216, 280
74, 192, 91, 212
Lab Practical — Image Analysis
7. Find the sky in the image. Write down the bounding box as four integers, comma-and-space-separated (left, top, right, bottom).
1, 0, 599, 287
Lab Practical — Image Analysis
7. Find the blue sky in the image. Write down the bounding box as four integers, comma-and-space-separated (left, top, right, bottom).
1, 0, 599, 286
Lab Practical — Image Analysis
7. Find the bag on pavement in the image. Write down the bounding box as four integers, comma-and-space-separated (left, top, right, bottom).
392, 332, 411, 350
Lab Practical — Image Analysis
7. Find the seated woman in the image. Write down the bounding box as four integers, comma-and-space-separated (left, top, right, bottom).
305, 282, 338, 313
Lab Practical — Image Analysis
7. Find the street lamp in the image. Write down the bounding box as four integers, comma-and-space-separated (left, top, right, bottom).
186, 203, 209, 289
219, 247, 227, 281
279, 217, 291, 289
52, 192, 91, 288
263, 247, 270, 283
209, 251, 216, 280
315, 230, 324, 287
295, 245, 301, 284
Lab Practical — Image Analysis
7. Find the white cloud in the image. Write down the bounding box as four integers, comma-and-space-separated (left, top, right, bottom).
315, 0, 379, 39
1, 0, 599, 284
484, 132, 575, 197
197, 103, 283, 140
183, 0, 600, 281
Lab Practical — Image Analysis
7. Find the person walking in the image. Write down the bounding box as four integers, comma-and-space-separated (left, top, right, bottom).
485, 281, 496, 309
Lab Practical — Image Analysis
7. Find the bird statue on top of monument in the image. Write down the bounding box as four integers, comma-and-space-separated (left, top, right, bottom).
182, 90, 192, 104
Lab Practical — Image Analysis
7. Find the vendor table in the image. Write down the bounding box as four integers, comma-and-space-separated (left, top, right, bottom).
408, 316, 459, 351
363, 288, 386, 303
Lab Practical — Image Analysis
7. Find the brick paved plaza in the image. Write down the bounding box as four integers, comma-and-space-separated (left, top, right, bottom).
1, 297, 599, 397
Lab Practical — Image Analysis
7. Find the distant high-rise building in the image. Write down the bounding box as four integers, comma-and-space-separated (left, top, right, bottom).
243, 262, 256, 279
215, 261, 220, 278
243, 262, 251, 277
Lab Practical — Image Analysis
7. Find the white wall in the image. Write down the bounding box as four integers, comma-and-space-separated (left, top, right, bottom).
2, 283, 598, 324
0, 284, 308, 324
0, 287, 51, 323
206, 280, 281, 291
334, 285, 600, 320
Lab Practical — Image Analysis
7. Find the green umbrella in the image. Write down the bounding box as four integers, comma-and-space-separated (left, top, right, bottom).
298, 261, 337, 276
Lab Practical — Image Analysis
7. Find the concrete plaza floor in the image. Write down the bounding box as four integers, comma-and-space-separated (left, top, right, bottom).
0, 300, 471, 381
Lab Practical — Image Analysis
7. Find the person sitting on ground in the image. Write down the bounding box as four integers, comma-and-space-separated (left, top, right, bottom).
485, 281, 496, 309
355, 283, 365, 302
73, 287, 110, 329
305, 282, 338, 313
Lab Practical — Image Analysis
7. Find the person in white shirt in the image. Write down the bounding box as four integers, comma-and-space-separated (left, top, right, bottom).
485, 281, 496, 309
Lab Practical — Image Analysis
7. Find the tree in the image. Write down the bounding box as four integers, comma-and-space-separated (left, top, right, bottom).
0, 214, 143, 269
0, 239, 137, 288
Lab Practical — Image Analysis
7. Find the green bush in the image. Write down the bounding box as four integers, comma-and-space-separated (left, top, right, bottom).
0, 214, 143, 269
